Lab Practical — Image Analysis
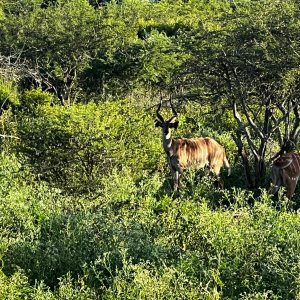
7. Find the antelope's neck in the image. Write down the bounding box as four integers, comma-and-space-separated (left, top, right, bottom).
162, 129, 173, 156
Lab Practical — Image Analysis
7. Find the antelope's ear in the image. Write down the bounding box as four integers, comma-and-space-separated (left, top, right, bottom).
169, 121, 179, 129
155, 120, 162, 127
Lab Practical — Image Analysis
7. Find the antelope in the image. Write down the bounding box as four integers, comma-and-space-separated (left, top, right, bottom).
155, 99, 231, 191
269, 152, 300, 199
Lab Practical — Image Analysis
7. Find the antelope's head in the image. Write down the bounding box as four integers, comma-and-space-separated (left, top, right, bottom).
281, 139, 296, 153
154, 98, 179, 134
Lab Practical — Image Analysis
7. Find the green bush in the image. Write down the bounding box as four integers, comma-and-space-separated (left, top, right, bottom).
0, 270, 96, 299
16, 99, 163, 194
19, 89, 54, 115
1, 147, 300, 298
0, 77, 19, 110
104, 261, 220, 299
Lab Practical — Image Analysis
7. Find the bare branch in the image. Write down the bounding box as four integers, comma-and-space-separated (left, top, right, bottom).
291, 100, 300, 142
0, 134, 20, 139
239, 96, 264, 141
231, 132, 254, 188
270, 114, 283, 145
270, 99, 300, 137
156, 96, 164, 122
232, 100, 259, 158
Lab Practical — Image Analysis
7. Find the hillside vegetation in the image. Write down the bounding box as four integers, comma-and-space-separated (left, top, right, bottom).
0, 0, 300, 299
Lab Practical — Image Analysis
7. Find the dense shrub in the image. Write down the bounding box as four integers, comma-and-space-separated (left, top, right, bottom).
1, 0, 300, 298
19, 89, 54, 115
0, 77, 19, 110
1, 149, 300, 299
16, 98, 163, 194
0, 92, 298, 300
0, 94, 296, 298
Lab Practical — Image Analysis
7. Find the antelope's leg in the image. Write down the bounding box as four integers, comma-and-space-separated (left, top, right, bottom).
169, 156, 182, 191
269, 167, 282, 195
286, 176, 298, 199
168, 156, 179, 191
269, 184, 280, 195
217, 177, 224, 189
211, 163, 221, 177
173, 170, 180, 191
269, 179, 281, 195
210, 163, 224, 189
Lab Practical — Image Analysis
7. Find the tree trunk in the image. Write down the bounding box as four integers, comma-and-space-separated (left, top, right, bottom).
232, 132, 254, 189
254, 156, 266, 188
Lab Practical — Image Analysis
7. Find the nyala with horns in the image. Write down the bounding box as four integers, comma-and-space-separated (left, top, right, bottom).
155, 99, 231, 191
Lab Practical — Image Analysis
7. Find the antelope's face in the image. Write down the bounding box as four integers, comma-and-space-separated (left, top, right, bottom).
155, 117, 179, 134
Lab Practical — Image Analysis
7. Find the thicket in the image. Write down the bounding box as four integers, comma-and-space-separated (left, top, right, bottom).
0, 0, 300, 299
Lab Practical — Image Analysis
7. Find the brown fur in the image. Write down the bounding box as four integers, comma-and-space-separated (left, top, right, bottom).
166, 136, 230, 191
270, 152, 300, 199
173, 137, 229, 175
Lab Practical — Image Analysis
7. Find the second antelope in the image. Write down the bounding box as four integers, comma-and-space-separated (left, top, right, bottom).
155, 99, 231, 191
270, 151, 300, 199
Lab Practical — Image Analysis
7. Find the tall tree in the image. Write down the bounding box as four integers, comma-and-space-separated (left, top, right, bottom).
176, 0, 300, 188
0, 0, 106, 105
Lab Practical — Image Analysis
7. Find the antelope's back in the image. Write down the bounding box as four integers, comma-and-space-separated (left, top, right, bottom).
174, 137, 224, 168
273, 152, 300, 177
205, 137, 226, 163
173, 137, 207, 168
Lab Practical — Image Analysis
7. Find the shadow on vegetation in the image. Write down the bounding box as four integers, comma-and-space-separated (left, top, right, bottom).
1, 207, 173, 291
153, 165, 249, 209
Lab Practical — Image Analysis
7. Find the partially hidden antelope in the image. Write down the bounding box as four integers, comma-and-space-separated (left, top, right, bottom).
155, 99, 231, 191
269, 151, 300, 199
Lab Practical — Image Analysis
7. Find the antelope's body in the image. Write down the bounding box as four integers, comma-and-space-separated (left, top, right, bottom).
155, 99, 230, 191
270, 152, 300, 199
167, 136, 229, 172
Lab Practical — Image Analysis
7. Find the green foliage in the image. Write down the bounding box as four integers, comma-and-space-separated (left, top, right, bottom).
1, 0, 106, 103
104, 261, 219, 299
0, 270, 96, 299
16, 99, 162, 194
0, 77, 19, 109
0, 271, 33, 300
0, 146, 300, 298
1, 0, 300, 299
0, 5, 3, 21
19, 89, 54, 114
139, 30, 187, 86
